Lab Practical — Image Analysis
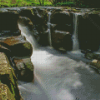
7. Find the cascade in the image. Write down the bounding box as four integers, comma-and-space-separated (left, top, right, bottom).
47, 11, 52, 46
18, 23, 39, 50
72, 13, 80, 51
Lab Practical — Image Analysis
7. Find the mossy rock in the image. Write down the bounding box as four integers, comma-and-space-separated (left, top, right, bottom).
0, 35, 32, 57
0, 52, 22, 100
0, 83, 15, 100
11, 42, 33, 57
85, 53, 100, 60
14, 58, 34, 82
90, 62, 100, 70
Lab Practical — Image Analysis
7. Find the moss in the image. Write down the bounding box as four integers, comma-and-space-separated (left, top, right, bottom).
23, 42, 32, 50
0, 83, 15, 100
92, 10, 100, 14
0, 52, 21, 100
25, 62, 33, 71
31, 9, 34, 15
85, 53, 100, 60
90, 62, 100, 70
72, 9, 80, 12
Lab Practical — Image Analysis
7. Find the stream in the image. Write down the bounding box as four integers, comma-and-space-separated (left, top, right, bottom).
18, 22, 100, 100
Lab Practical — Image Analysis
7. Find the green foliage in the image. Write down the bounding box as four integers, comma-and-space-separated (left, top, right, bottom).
55, 2, 75, 6
0, 0, 75, 7
0, 0, 52, 7
75, 0, 100, 8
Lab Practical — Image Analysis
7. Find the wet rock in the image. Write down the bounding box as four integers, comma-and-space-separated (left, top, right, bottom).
51, 30, 72, 50
78, 13, 100, 51
19, 9, 33, 20
0, 11, 20, 37
85, 53, 100, 60
51, 10, 72, 24
51, 24, 72, 34
0, 30, 21, 37
31, 8, 48, 34
0, 52, 22, 100
18, 16, 34, 31
90, 59, 100, 73
0, 12, 19, 31
38, 32, 49, 46
32, 8, 48, 24
0, 35, 33, 57
13, 58, 34, 82
12, 42, 32, 57
19, 10, 48, 45
92, 59, 98, 63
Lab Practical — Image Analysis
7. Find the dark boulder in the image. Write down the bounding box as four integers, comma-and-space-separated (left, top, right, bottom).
13, 58, 34, 82
78, 13, 100, 51
0, 35, 33, 57
51, 30, 72, 50
51, 10, 72, 24
0, 12, 19, 31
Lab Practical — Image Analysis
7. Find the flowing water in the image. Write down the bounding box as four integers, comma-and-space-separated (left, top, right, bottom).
18, 18, 100, 100
47, 11, 52, 46
72, 13, 80, 51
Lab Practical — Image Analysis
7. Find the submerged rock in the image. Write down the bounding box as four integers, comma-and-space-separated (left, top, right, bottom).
0, 52, 22, 100
85, 53, 100, 60
13, 58, 34, 82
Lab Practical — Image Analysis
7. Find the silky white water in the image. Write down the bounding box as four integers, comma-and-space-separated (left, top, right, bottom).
47, 11, 52, 46
18, 20, 100, 100
72, 13, 80, 51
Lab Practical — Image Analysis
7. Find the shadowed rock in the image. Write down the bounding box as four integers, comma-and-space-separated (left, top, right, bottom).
13, 58, 34, 82
0, 11, 20, 37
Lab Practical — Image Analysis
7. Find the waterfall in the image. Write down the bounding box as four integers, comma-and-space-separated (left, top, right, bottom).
18, 23, 39, 50
72, 13, 80, 51
47, 11, 52, 46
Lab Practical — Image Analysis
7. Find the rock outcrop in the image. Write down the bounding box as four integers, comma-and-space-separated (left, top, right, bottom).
50, 10, 73, 50
0, 11, 21, 37
0, 35, 33, 82
0, 52, 22, 100
19, 8, 49, 46
14, 58, 34, 82
0, 35, 33, 57
78, 13, 100, 51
